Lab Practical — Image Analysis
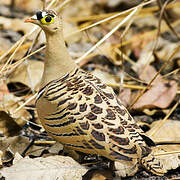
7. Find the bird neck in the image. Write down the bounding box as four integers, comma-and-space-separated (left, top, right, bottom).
40, 29, 78, 88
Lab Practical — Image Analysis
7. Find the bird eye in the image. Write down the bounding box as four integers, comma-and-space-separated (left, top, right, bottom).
41, 15, 54, 24
45, 16, 52, 22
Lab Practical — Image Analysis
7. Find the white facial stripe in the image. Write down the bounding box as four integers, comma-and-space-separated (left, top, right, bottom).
31, 15, 38, 20
42, 11, 47, 18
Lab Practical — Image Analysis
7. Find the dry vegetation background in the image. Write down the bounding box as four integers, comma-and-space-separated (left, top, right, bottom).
0, 0, 180, 179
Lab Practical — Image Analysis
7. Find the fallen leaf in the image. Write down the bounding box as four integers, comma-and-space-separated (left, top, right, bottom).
133, 80, 177, 109
0, 136, 63, 161
115, 161, 138, 177
8, 60, 44, 91
47, 142, 63, 155
0, 155, 88, 180
91, 69, 117, 84
118, 88, 131, 107
138, 65, 162, 85
0, 94, 31, 136
147, 120, 180, 142
0, 111, 22, 136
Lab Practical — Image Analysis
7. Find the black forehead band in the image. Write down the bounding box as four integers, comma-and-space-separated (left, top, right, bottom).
36, 11, 43, 20
36, 11, 55, 20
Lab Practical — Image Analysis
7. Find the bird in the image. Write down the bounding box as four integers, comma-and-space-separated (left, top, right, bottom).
25, 9, 165, 177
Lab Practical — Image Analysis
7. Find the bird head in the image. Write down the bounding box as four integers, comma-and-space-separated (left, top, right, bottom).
25, 10, 62, 33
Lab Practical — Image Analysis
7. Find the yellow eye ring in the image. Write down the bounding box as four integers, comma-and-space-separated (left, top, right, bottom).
41, 15, 54, 24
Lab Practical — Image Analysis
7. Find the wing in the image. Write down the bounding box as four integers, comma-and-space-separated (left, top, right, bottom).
36, 68, 151, 165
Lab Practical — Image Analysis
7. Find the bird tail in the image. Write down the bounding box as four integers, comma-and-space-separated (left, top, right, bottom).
141, 153, 166, 176
141, 146, 180, 176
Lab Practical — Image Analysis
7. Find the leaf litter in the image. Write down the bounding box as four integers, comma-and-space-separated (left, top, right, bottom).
0, 0, 180, 179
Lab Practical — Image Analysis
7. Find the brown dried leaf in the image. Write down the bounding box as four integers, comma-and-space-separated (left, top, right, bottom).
118, 88, 131, 107
133, 80, 177, 109
0, 155, 88, 180
5, 136, 39, 156
133, 65, 177, 109
1, 94, 31, 124
0, 138, 14, 165
139, 65, 162, 85
47, 142, 63, 155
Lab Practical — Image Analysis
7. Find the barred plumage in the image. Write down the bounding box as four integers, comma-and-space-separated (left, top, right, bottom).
36, 68, 151, 166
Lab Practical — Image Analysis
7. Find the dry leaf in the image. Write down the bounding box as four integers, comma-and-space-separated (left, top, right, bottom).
8, 60, 44, 91
4, 136, 40, 156
47, 142, 63, 155
0, 136, 63, 160
0, 31, 14, 52
0, 111, 22, 136
115, 161, 138, 177
91, 69, 117, 84
133, 80, 177, 109
118, 88, 131, 107
138, 65, 162, 85
1, 155, 88, 180
147, 120, 180, 142
133, 65, 177, 109
0, 94, 31, 136
0, 94, 31, 125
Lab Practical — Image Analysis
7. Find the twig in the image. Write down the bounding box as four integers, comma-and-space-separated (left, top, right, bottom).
24, 29, 42, 93
13, 93, 38, 114
154, 151, 180, 156
1, 46, 45, 78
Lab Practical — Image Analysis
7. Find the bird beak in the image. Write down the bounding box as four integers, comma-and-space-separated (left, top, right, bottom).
24, 15, 38, 23
24, 18, 36, 23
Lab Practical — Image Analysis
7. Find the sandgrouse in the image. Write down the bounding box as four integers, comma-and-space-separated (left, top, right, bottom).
25, 10, 165, 176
